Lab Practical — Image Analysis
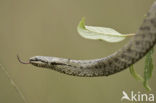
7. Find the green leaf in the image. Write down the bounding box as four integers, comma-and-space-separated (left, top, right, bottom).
143, 49, 154, 91
129, 48, 154, 91
129, 65, 143, 82
77, 17, 135, 43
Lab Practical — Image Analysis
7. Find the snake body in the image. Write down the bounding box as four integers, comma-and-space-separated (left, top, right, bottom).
20, 2, 156, 77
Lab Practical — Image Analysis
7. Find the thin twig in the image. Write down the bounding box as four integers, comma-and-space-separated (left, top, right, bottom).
0, 64, 27, 103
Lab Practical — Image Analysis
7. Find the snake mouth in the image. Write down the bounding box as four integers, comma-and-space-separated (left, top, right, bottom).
29, 60, 45, 64
30, 61, 47, 67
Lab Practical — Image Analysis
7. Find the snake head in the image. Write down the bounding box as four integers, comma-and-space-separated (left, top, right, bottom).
29, 56, 48, 67
29, 56, 70, 68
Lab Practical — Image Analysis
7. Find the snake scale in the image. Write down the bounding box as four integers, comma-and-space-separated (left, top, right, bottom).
18, 2, 156, 77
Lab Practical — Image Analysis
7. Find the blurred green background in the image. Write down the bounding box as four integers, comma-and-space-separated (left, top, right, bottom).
0, 0, 156, 103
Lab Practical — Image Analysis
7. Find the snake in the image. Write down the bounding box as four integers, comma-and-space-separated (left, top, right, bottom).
18, 1, 156, 77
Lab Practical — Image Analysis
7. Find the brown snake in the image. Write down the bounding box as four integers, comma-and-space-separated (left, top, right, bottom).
18, 2, 156, 77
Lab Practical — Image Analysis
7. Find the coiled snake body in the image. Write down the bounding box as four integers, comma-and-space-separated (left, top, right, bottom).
18, 2, 156, 77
